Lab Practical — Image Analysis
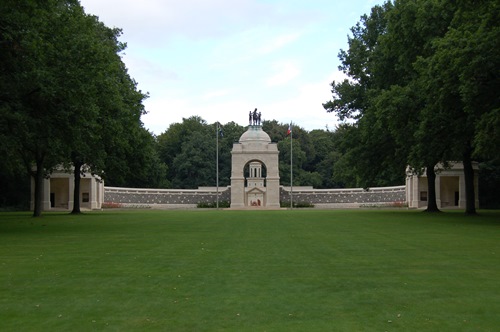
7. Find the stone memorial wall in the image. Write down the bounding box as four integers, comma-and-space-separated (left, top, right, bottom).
103, 185, 406, 208
280, 186, 406, 208
104, 187, 231, 208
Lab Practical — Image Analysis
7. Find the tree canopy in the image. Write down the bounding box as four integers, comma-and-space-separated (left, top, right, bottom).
0, 0, 154, 216
323, 0, 499, 213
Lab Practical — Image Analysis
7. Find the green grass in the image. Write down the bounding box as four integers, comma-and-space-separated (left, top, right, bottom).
0, 209, 499, 331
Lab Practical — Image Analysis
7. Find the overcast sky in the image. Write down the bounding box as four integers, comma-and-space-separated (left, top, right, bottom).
79, 0, 384, 135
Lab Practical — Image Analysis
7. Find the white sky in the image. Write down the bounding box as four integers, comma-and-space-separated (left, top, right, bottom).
79, 0, 384, 135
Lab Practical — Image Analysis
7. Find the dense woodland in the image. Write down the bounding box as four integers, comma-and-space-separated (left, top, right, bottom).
1, 0, 499, 216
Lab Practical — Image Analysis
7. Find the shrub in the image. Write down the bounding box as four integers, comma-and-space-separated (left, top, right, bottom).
390, 201, 408, 208
280, 201, 315, 208
197, 201, 230, 208
101, 202, 123, 209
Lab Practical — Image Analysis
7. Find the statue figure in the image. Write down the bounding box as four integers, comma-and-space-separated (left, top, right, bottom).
248, 108, 263, 126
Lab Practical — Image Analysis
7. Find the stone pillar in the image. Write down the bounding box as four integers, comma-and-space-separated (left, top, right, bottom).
90, 178, 98, 209
458, 174, 466, 209
435, 175, 441, 208
411, 175, 420, 208
43, 178, 51, 210
68, 177, 74, 210
266, 177, 281, 208
96, 180, 104, 209
230, 177, 245, 208
405, 175, 413, 207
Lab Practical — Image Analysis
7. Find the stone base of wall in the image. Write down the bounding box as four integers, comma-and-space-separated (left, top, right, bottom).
118, 203, 198, 209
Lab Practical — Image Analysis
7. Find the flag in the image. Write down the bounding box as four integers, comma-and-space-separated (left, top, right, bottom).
216, 122, 223, 137
287, 123, 292, 136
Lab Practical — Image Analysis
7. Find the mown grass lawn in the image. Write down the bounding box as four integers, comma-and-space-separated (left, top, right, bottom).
0, 209, 499, 331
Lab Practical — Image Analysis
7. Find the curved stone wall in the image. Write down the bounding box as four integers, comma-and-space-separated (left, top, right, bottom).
104, 185, 406, 209
104, 186, 231, 208
280, 186, 406, 208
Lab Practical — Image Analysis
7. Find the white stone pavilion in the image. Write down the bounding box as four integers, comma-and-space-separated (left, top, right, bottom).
406, 162, 479, 209
30, 167, 104, 211
230, 125, 280, 208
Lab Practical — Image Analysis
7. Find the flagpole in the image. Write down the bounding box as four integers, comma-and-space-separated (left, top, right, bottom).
216, 122, 219, 209
290, 122, 293, 210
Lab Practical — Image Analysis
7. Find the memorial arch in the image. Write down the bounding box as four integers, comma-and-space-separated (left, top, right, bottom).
230, 125, 280, 208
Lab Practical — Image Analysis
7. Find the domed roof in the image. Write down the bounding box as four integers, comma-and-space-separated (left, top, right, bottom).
239, 125, 271, 143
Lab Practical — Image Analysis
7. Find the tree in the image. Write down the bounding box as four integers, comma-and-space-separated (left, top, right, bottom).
415, 0, 500, 214
75, 57, 149, 210
214, 121, 245, 186
278, 137, 308, 186
324, 0, 484, 212
53, 7, 133, 214
308, 130, 335, 188
323, 2, 410, 190
172, 130, 215, 188
262, 120, 289, 142
156, 117, 245, 189
0, 0, 81, 216
157, 116, 208, 185
0, 0, 150, 215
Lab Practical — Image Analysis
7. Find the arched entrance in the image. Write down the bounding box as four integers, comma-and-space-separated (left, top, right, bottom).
230, 125, 280, 208
245, 160, 266, 206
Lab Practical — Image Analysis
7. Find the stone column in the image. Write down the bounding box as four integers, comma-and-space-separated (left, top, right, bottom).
411, 175, 420, 208
405, 175, 412, 207
96, 180, 103, 209
43, 178, 51, 210
68, 177, 74, 210
435, 175, 441, 208
459, 174, 466, 208
90, 178, 98, 209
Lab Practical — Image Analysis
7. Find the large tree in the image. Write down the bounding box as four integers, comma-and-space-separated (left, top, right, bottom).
53, 6, 130, 214
172, 130, 215, 189
323, 2, 408, 190
376, 0, 457, 212
308, 129, 342, 188
157, 116, 208, 184
0, 0, 80, 216
0, 0, 150, 215
323, 0, 491, 212
415, 0, 499, 214
213, 121, 245, 187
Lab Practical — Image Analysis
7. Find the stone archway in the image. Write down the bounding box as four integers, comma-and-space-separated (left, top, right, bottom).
230, 125, 280, 208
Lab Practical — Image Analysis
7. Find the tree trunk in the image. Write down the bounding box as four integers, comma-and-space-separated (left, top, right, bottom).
425, 163, 440, 212
33, 159, 45, 217
463, 144, 477, 215
71, 160, 83, 214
